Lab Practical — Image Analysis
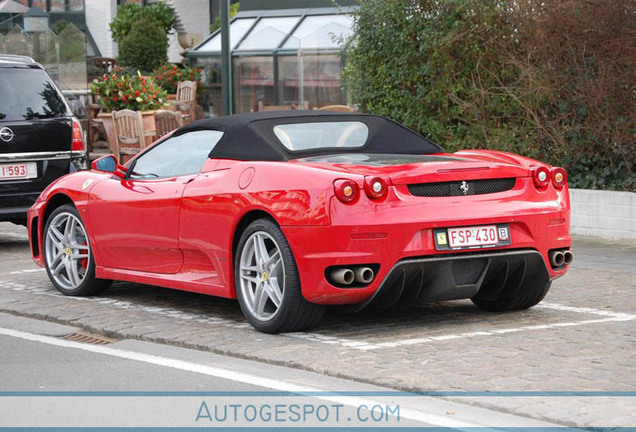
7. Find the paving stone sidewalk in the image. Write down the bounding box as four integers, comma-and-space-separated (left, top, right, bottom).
0, 222, 634, 426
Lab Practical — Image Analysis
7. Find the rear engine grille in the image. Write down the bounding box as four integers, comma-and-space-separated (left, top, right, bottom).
408, 178, 516, 197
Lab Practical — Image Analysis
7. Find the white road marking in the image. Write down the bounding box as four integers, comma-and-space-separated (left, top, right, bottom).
0, 268, 45, 277
0, 233, 28, 241
362, 316, 635, 350
1, 278, 634, 351
9, 269, 45, 275
290, 303, 636, 350
537, 302, 636, 319
0, 280, 249, 329
0, 326, 479, 428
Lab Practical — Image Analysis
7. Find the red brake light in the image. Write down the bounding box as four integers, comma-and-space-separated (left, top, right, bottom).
364, 176, 388, 200
551, 167, 567, 190
334, 179, 359, 203
532, 166, 550, 189
71, 117, 85, 152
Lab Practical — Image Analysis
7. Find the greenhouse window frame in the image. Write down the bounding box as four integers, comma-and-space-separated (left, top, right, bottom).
187, 6, 354, 112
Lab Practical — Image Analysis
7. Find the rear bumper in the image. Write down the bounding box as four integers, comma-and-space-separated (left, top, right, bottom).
0, 192, 39, 222
283, 203, 570, 305
1, 151, 86, 223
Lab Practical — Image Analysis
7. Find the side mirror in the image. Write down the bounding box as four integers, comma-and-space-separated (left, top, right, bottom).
91, 155, 127, 178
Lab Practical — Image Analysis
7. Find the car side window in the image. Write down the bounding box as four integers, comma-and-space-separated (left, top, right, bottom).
129, 130, 224, 179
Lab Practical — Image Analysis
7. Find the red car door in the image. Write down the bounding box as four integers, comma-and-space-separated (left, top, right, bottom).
88, 175, 191, 274
87, 129, 224, 275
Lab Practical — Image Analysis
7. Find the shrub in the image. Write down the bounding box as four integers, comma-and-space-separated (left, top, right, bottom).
90, 72, 167, 112
118, 15, 168, 74
51, 20, 85, 63
152, 63, 203, 94
343, 1, 533, 153
343, 0, 635, 190
110, 2, 174, 44
50, 19, 71, 35
511, 0, 636, 191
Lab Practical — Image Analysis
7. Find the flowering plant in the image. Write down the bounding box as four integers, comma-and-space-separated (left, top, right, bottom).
90, 72, 168, 112
152, 63, 203, 94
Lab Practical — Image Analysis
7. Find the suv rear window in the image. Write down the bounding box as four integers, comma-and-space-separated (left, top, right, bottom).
0, 68, 68, 122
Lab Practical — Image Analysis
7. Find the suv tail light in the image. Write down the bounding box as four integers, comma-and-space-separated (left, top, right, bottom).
551, 167, 567, 190
364, 176, 388, 200
334, 179, 359, 203
71, 117, 85, 152
532, 166, 550, 190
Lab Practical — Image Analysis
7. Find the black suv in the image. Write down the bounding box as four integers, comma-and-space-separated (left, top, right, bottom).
0, 55, 86, 225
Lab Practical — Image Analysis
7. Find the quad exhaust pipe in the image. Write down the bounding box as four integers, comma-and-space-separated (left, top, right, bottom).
549, 250, 565, 267
354, 267, 375, 284
327, 266, 375, 286
549, 249, 574, 268
329, 268, 355, 285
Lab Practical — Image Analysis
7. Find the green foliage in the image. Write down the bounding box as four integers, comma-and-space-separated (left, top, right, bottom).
118, 15, 168, 74
110, 2, 175, 44
343, 0, 635, 190
51, 20, 85, 63
151, 63, 203, 94
90, 72, 168, 112
210, 2, 240, 34
344, 1, 530, 152
50, 19, 71, 35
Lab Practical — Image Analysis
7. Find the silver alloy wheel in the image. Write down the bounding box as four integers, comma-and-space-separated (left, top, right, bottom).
238, 231, 285, 321
44, 212, 90, 291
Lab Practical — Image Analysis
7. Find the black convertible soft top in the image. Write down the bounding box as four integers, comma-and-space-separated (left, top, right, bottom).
174, 110, 444, 161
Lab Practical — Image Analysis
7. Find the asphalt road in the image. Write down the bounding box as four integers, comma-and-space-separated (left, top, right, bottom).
0, 333, 261, 391
0, 221, 634, 427
0, 313, 554, 428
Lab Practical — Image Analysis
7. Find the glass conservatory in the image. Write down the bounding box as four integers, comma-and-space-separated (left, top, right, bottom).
187, 6, 354, 116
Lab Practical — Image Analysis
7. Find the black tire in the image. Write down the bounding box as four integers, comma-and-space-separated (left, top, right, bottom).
471, 280, 551, 311
43, 204, 111, 296
234, 218, 325, 333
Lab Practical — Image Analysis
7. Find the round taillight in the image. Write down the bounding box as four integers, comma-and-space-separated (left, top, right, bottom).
551, 167, 567, 190
533, 166, 550, 189
364, 176, 388, 200
334, 179, 359, 203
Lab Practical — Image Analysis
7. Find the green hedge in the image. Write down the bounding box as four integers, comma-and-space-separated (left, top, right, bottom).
109, 2, 174, 44
343, 0, 635, 191
118, 15, 168, 73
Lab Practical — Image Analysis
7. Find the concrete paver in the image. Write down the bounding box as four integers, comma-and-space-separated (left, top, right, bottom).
0, 221, 634, 426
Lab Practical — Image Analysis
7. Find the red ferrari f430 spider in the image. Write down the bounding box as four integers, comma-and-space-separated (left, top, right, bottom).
28, 111, 572, 333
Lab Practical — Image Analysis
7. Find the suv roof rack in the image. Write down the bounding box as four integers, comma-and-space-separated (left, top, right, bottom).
0, 55, 37, 65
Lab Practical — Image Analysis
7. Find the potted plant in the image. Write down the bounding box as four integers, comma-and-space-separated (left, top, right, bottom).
90, 72, 168, 151
152, 63, 203, 100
